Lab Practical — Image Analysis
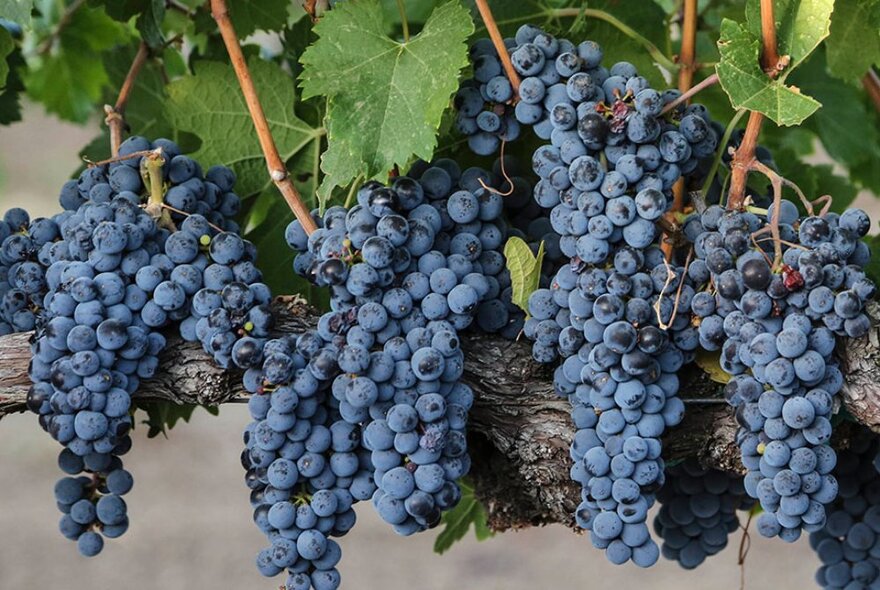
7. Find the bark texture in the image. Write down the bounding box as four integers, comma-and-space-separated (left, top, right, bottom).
1, 297, 878, 532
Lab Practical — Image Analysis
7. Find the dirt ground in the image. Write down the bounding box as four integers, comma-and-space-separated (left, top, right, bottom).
0, 106, 866, 590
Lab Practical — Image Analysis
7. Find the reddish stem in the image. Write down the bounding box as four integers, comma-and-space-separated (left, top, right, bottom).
474, 0, 521, 97
105, 42, 150, 157
864, 69, 880, 113
210, 0, 318, 235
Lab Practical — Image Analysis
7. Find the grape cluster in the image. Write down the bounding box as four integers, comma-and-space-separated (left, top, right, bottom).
28, 195, 164, 556
654, 459, 755, 569
242, 332, 374, 590
23, 136, 244, 556
810, 432, 880, 589
286, 163, 500, 537
686, 202, 874, 540
0, 208, 61, 334
551, 253, 691, 566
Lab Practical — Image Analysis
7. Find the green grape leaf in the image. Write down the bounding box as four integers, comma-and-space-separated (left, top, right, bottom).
136, 402, 219, 439
744, 0, 834, 69
695, 349, 730, 385
24, 4, 129, 122
0, 26, 12, 87
299, 0, 473, 200
790, 51, 880, 172
433, 479, 493, 554
504, 236, 544, 318
0, 0, 32, 25
715, 19, 821, 126
165, 58, 324, 198
136, 0, 166, 48
825, 0, 880, 82
226, 0, 292, 37
0, 46, 23, 124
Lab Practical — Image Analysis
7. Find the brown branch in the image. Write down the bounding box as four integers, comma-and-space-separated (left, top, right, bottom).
661, 73, 719, 116
726, 0, 780, 211
210, 0, 319, 235
474, 0, 521, 98
3, 298, 880, 530
759, 0, 780, 74
661, 0, 699, 260
677, 0, 698, 94
864, 69, 880, 114
104, 42, 151, 158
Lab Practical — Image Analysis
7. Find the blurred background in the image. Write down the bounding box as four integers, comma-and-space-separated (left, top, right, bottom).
1, 106, 867, 590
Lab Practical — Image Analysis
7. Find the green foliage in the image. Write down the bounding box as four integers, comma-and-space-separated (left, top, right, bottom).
744, 0, 834, 68
136, 402, 219, 439
299, 0, 473, 200
225, 0, 292, 38
24, 3, 130, 122
0, 26, 13, 86
0, 0, 33, 25
165, 58, 323, 198
716, 19, 821, 126
433, 479, 493, 554
0, 47, 23, 124
823, 0, 880, 83
504, 236, 544, 318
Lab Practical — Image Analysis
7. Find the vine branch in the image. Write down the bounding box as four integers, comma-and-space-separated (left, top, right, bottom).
104, 42, 150, 158
210, 0, 319, 235
474, 0, 521, 97
661, 0, 699, 260
726, 0, 780, 211
2, 298, 880, 530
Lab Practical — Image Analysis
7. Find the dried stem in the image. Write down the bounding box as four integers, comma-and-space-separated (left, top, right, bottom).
104, 42, 150, 157
474, 0, 521, 97
864, 69, 880, 114
660, 73, 719, 116
210, 0, 318, 235
661, 0, 700, 260
759, 0, 780, 74
677, 0, 698, 93
726, 0, 780, 211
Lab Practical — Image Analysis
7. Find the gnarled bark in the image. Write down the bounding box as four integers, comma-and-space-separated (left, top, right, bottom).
1, 297, 878, 532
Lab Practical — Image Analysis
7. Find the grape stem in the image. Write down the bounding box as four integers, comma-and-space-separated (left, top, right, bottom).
863, 69, 880, 113
210, 0, 319, 235
104, 41, 150, 158
143, 149, 175, 229
474, 0, 521, 97
395, 0, 410, 43
661, 0, 699, 260
165, 0, 195, 17
659, 73, 719, 116
726, 0, 784, 211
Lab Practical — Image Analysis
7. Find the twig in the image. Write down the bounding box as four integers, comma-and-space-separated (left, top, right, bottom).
37, 0, 86, 55
85, 149, 157, 168
478, 139, 515, 196
702, 108, 746, 202
677, 0, 698, 93
210, 0, 319, 235
726, 0, 779, 211
474, 0, 521, 97
104, 42, 151, 158
660, 73, 719, 115
661, 0, 700, 260
863, 69, 880, 114
738, 510, 754, 590
395, 0, 410, 43
759, 0, 780, 75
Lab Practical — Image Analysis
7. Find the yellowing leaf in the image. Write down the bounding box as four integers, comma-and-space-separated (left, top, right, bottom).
695, 348, 731, 385
504, 236, 545, 318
